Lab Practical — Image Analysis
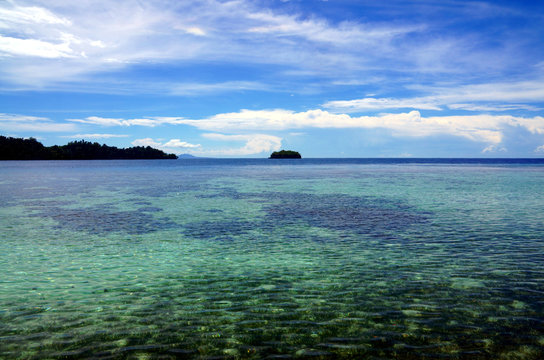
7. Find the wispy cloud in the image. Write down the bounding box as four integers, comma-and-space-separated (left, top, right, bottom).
169, 81, 270, 96
447, 104, 541, 112
323, 97, 442, 112
0, 35, 76, 58
246, 10, 418, 45
60, 133, 129, 139
0, 113, 77, 132
324, 79, 544, 112
0, 3, 71, 26
69, 116, 185, 127
2, 0, 530, 92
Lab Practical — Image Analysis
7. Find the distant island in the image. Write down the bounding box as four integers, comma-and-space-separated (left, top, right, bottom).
178, 153, 199, 159
0, 136, 178, 160
269, 150, 302, 159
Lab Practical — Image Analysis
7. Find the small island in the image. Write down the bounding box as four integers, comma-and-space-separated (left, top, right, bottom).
0, 136, 178, 160
269, 150, 302, 159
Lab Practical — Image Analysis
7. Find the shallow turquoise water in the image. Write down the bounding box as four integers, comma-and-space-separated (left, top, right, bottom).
1, 160, 543, 359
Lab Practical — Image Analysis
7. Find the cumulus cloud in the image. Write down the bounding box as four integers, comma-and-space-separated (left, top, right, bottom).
130, 133, 281, 156
178, 109, 522, 144
132, 138, 162, 147
73, 109, 544, 146
162, 139, 201, 149
482, 144, 507, 153
131, 138, 201, 154
535, 145, 544, 153
0, 113, 76, 132
200, 133, 282, 156
513, 116, 544, 135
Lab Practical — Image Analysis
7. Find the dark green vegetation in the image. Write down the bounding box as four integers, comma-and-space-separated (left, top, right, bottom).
269, 150, 301, 159
0, 136, 177, 160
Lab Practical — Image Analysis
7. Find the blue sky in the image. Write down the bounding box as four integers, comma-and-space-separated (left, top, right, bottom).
1, 0, 544, 157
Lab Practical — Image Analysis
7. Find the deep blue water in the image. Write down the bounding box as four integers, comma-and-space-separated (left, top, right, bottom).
1, 159, 543, 359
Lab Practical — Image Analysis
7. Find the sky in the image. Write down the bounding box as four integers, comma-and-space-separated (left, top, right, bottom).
1, 0, 544, 157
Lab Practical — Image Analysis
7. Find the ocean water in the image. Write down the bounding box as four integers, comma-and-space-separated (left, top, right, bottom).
1, 159, 543, 359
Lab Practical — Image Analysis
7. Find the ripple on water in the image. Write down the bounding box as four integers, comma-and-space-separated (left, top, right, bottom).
1, 162, 544, 359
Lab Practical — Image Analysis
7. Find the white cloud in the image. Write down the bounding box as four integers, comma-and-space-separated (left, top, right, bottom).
504, 116, 544, 135
324, 97, 442, 111
482, 144, 507, 153
535, 145, 544, 153
70, 116, 185, 127
131, 133, 281, 156
132, 138, 162, 147
324, 80, 544, 113
74, 109, 544, 146
0, 4, 71, 26
0, 0, 428, 88
0, 35, 75, 58
132, 138, 201, 154
60, 133, 129, 139
183, 27, 206, 36
0, 113, 49, 122
246, 10, 417, 45
169, 81, 269, 96
179, 109, 457, 136
162, 139, 201, 149
0, 113, 76, 132
181, 109, 544, 145
199, 133, 282, 156
0, 0, 539, 102
448, 104, 541, 112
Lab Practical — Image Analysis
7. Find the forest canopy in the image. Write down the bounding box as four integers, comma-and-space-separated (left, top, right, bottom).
269, 150, 302, 159
0, 136, 177, 160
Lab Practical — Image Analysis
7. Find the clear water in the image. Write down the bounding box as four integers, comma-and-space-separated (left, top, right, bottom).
1, 159, 543, 359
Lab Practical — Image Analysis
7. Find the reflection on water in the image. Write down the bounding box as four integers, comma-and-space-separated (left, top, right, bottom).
1, 160, 543, 359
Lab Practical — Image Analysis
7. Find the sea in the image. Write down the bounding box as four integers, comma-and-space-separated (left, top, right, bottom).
1, 158, 543, 359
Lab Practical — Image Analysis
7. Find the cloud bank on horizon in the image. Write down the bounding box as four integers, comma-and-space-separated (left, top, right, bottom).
1, 0, 543, 157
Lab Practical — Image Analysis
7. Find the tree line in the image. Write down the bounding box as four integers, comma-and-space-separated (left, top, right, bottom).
0, 136, 178, 160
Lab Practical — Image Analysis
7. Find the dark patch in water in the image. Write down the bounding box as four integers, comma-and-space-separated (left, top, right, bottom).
181, 191, 428, 241
23, 199, 73, 210
262, 193, 428, 237
132, 182, 204, 198
131, 200, 152, 205
138, 206, 163, 212
31, 206, 178, 235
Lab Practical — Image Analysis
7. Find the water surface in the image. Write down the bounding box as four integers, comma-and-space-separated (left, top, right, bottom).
1, 159, 543, 359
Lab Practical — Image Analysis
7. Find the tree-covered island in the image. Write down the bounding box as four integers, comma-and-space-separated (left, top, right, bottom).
0, 136, 178, 160
269, 150, 302, 159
